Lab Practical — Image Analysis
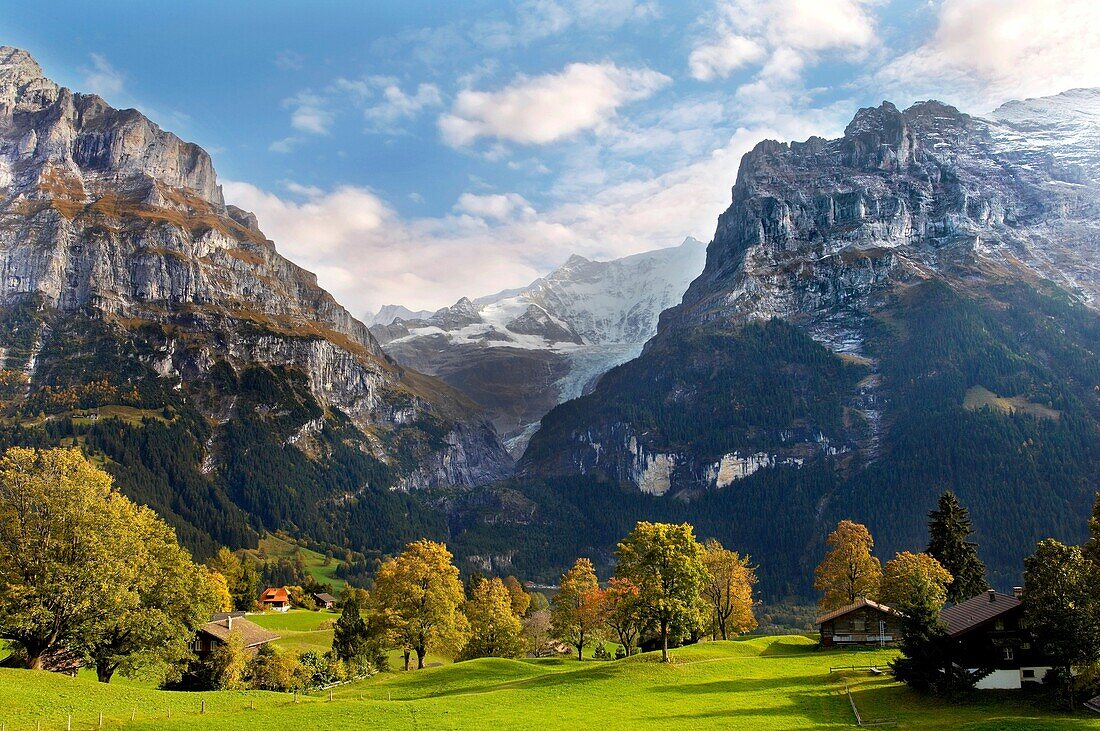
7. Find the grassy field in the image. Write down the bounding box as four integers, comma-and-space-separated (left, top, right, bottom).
963, 385, 1061, 420
250, 534, 346, 593
249, 609, 337, 654
1, 636, 1097, 730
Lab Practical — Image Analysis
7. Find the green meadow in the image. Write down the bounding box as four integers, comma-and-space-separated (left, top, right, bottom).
2, 635, 1097, 730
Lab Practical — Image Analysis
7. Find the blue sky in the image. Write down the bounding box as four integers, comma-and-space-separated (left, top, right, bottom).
3, 0, 1098, 314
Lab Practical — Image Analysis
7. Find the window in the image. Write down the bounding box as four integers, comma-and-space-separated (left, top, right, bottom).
852, 618, 866, 632
994, 620, 1005, 631
1003, 647, 1014, 662
1022, 669, 1035, 679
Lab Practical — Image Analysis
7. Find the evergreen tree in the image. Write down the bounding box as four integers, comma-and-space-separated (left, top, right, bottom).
926, 492, 989, 604
1085, 492, 1100, 565
332, 589, 389, 673
889, 598, 981, 695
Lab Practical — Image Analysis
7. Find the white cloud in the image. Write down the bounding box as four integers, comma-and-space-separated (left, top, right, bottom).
438, 62, 671, 146
877, 0, 1100, 112
285, 92, 334, 135
224, 100, 845, 315
688, 0, 878, 82
455, 193, 535, 221
81, 53, 125, 99
689, 35, 767, 82
363, 82, 443, 132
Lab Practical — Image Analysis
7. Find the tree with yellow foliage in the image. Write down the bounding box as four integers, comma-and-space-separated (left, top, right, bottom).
813, 520, 882, 611
551, 558, 605, 661
702, 539, 758, 640
503, 575, 531, 617
372, 539, 467, 670
460, 577, 526, 660
879, 552, 952, 613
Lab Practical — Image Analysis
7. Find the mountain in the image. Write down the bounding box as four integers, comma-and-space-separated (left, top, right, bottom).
0, 47, 512, 559
370, 304, 434, 326
507, 91, 1100, 595
370, 238, 707, 455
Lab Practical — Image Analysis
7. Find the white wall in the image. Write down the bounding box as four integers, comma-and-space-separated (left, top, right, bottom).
974, 669, 1022, 690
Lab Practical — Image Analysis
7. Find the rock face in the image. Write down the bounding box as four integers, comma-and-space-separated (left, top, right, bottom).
0, 47, 511, 514
371, 238, 706, 455
518, 91, 1100, 590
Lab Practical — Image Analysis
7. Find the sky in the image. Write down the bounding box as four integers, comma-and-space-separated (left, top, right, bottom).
3, 0, 1100, 317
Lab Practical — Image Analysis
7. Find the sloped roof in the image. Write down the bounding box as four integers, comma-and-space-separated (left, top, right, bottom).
816, 597, 901, 625
940, 591, 1021, 637
314, 592, 338, 603
199, 617, 280, 648
259, 587, 289, 603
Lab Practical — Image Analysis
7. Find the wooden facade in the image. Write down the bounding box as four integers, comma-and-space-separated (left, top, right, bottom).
817, 598, 902, 648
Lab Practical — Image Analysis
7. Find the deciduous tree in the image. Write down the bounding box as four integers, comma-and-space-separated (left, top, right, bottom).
1023, 539, 1100, 709
551, 558, 605, 661
503, 575, 531, 618
927, 492, 989, 603
813, 520, 882, 611
701, 539, 757, 640
879, 552, 952, 614
0, 448, 146, 670
372, 539, 467, 670
460, 578, 526, 660
604, 577, 643, 656
615, 522, 708, 662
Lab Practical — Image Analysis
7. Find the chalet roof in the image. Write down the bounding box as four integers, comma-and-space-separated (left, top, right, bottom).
940, 590, 1021, 637
815, 597, 901, 626
259, 587, 289, 603
199, 617, 280, 648
314, 592, 338, 603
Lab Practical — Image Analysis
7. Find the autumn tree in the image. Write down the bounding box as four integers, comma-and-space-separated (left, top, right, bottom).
207, 570, 234, 613
372, 539, 467, 670
615, 522, 708, 662
205, 548, 261, 611
208, 630, 249, 690
813, 520, 882, 611
503, 575, 531, 617
460, 578, 526, 660
927, 492, 989, 603
701, 539, 757, 640
1023, 539, 1100, 709
80, 506, 220, 682
551, 558, 605, 661
604, 577, 644, 657
879, 552, 953, 614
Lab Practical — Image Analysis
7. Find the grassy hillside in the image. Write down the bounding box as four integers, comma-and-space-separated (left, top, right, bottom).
252, 534, 347, 593
1, 636, 1096, 730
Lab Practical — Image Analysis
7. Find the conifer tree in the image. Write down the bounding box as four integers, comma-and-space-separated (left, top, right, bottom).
926, 492, 988, 603
1085, 492, 1100, 565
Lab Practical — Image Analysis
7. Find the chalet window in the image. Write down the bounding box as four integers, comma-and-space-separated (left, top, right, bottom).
1003, 647, 1014, 661
852, 618, 866, 632
994, 620, 1005, 631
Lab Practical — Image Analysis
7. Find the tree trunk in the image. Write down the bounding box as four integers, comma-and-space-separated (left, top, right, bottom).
415, 646, 426, 670
26, 652, 44, 670
577, 629, 584, 661
661, 620, 669, 663
96, 662, 117, 683
402, 650, 411, 672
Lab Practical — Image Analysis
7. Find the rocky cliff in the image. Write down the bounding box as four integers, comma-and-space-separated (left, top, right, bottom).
516, 91, 1100, 592
0, 47, 511, 556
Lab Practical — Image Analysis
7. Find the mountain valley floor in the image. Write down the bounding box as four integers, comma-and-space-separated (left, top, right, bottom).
2, 635, 1097, 730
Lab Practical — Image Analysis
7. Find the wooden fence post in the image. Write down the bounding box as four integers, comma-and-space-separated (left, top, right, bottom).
201, 699, 206, 714
98, 711, 103, 729
66, 715, 71, 731
329, 689, 333, 702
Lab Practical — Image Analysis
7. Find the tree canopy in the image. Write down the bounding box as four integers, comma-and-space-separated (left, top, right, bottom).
615, 522, 708, 662
460, 577, 526, 660
701, 539, 757, 640
879, 552, 952, 614
371, 539, 467, 670
550, 558, 604, 661
813, 520, 882, 611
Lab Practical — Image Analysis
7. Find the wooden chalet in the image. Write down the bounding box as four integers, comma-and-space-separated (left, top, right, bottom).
192, 612, 280, 659
816, 598, 902, 647
259, 586, 291, 612
314, 592, 338, 610
940, 588, 1053, 690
